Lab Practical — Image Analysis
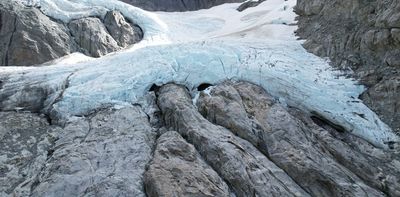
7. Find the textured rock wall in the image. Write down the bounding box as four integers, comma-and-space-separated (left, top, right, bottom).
0, 1, 143, 66
119, 0, 245, 11
295, 0, 400, 133
1, 81, 399, 196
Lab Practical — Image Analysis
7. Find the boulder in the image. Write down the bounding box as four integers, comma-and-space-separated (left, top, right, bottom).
68, 17, 120, 57
104, 11, 143, 48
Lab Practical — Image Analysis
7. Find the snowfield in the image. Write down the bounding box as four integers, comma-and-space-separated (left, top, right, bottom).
4, 0, 399, 148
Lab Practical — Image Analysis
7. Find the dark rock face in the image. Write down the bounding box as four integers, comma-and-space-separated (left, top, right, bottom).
0, 1, 143, 66
69, 17, 120, 57
295, 0, 400, 133
237, 0, 265, 12
0, 1, 76, 66
119, 0, 245, 11
104, 11, 143, 48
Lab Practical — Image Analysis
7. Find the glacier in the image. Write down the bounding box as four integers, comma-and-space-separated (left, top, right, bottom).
3, 0, 399, 149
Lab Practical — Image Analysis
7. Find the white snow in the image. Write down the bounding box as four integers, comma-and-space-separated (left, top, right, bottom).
3, 0, 399, 148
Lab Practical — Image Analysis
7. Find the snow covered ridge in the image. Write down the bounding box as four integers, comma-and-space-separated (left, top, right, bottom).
4, 0, 398, 149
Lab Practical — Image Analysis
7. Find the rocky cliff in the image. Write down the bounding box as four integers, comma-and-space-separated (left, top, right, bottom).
295, 0, 400, 133
0, 1, 143, 66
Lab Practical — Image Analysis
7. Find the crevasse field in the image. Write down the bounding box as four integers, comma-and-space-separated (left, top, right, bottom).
5, 0, 398, 148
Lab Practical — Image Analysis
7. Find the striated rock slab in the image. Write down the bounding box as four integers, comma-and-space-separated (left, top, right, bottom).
197, 81, 399, 196
144, 131, 230, 197
157, 84, 309, 197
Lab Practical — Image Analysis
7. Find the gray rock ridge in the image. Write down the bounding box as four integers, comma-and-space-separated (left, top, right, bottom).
1, 80, 400, 196
196, 81, 399, 196
295, 0, 400, 133
0, 1, 143, 66
119, 0, 245, 12
144, 131, 231, 197
157, 84, 311, 197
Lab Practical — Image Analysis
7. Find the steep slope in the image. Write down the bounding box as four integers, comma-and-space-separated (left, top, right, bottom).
295, 0, 400, 133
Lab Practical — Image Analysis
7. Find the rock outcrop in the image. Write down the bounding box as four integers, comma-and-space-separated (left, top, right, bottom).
295, 0, 400, 133
157, 84, 310, 197
237, 0, 265, 12
69, 17, 120, 58
1, 81, 399, 196
197, 81, 399, 196
144, 131, 230, 197
0, 112, 59, 196
0, 1, 76, 66
1, 106, 156, 196
0, 1, 143, 66
119, 0, 245, 11
104, 11, 143, 48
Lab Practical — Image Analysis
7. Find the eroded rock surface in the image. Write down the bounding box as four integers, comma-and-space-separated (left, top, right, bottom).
144, 131, 230, 197
0, 106, 156, 197
0, 1, 76, 66
197, 81, 399, 196
69, 17, 120, 57
295, 0, 400, 133
0, 112, 60, 196
0, 1, 143, 66
30, 106, 156, 197
104, 11, 143, 48
157, 84, 310, 197
0, 81, 399, 196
